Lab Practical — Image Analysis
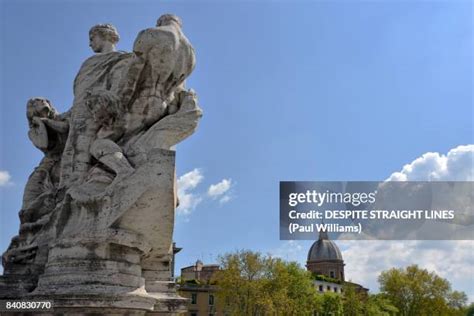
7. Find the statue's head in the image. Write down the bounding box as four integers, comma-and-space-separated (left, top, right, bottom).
89, 24, 120, 53
156, 14, 182, 29
26, 98, 57, 127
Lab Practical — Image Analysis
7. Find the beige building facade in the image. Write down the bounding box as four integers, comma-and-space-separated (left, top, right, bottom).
179, 260, 224, 316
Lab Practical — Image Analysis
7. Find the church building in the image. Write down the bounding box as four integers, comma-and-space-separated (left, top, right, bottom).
306, 230, 368, 295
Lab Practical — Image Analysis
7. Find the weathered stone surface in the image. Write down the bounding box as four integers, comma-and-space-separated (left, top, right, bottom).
1, 13, 201, 315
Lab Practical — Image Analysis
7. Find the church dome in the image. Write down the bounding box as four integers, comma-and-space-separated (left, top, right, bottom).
307, 231, 343, 262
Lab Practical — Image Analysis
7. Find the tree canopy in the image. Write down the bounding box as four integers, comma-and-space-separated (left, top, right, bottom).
209, 251, 469, 316
213, 250, 320, 315
378, 264, 468, 316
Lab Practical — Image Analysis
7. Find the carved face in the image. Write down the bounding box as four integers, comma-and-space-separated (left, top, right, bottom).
89, 33, 106, 53
26, 98, 56, 128
33, 99, 52, 118
27, 98, 53, 120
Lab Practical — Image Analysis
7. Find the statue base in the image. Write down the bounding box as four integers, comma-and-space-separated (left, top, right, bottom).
0, 149, 188, 314
25, 292, 187, 315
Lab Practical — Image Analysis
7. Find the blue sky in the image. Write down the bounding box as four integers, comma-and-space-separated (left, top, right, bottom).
1, 0, 473, 300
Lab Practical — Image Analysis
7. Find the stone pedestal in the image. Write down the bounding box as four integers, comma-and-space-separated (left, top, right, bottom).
1, 150, 190, 314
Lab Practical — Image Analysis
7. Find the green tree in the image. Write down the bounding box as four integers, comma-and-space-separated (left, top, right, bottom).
213, 250, 320, 315
465, 303, 474, 316
378, 265, 468, 316
343, 284, 363, 316
212, 250, 266, 315
265, 260, 321, 314
447, 291, 468, 310
320, 292, 343, 316
364, 294, 398, 316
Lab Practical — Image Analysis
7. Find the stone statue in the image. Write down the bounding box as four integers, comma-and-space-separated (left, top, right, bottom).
89, 23, 120, 54
1, 14, 202, 315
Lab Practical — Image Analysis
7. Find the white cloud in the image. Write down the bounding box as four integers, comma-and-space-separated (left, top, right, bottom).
208, 179, 232, 197
177, 169, 204, 215
340, 144, 474, 300
219, 195, 232, 204
340, 240, 474, 302
0, 170, 12, 186
208, 178, 233, 205
178, 168, 204, 191
388, 144, 473, 181
177, 171, 235, 215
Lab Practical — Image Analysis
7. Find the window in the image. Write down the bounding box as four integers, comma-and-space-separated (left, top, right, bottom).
330, 271, 335, 278
191, 313, 197, 316
334, 287, 338, 293
209, 294, 215, 305
319, 285, 323, 292
191, 293, 197, 304
327, 286, 331, 291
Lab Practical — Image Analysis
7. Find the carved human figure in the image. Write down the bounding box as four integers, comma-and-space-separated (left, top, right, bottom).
124, 14, 196, 139
84, 90, 134, 184
22, 98, 68, 214
60, 24, 129, 189
61, 18, 197, 191
89, 23, 119, 54
2, 98, 69, 272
